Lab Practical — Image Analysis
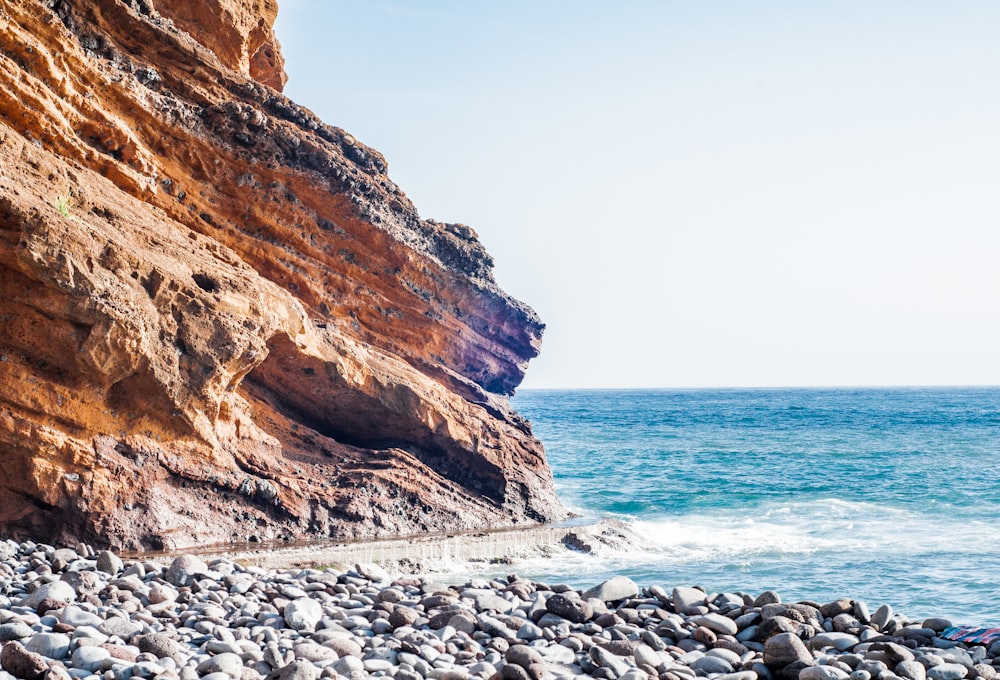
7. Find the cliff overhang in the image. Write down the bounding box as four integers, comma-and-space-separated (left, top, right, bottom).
0, 0, 564, 549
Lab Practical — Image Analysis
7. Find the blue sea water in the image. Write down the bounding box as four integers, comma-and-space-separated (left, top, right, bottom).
504, 387, 1000, 624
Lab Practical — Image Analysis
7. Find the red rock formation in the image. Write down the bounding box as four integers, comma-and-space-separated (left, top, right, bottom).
0, 0, 564, 549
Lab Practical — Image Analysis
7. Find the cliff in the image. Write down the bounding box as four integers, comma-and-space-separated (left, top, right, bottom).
0, 0, 565, 549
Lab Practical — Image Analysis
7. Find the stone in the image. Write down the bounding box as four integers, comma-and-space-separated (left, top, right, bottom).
927, 665, 969, 680
70, 646, 111, 672
972, 665, 996, 680
196, 653, 244, 678
148, 585, 178, 605
718, 673, 759, 680
808, 634, 860, 651
20, 582, 75, 609
590, 646, 631, 677
320, 638, 362, 659
284, 598, 322, 631
331, 657, 363, 675
516, 622, 543, 640
95, 552, 124, 575
634, 645, 661, 669
545, 594, 592, 623
501, 665, 531, 680
0, 641, 48, 679
673, 587, 709, 614
467, 590, 514, 614
60, 572, 102, 596
292, 643, 336, 663
135, 634, 179, 659
871, 605, 893, 631
98, 618, 142, 639
763, 633, 813, 668
273, 660, 317, 680
799, 667, 851, 680
755, 591, 782, 606
0, 625, 32, 642
506, 646, 545, 669
354, 563, 390, 583
582, 577, 639, 603
448, 613, 477, 635
61, 606, 102, 628
922, 618, 952, 633
695, 613, 739, 636
388, 607, 420, 628
165, 556, 209, 587
691, 655, 734, 674
24, 633, 71, 660
896, 661, 928, 680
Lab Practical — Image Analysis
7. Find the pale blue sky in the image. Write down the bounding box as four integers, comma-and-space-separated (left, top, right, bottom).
275, 2, 1000, 389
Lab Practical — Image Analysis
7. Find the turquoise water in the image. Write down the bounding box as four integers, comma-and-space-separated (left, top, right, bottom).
507, 388, 1000, 624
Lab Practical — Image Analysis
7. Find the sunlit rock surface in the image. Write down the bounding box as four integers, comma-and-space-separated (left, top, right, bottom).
0, 0, 564, 549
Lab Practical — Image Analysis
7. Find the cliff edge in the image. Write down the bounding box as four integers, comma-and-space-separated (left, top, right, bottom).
0, 0, 565, 549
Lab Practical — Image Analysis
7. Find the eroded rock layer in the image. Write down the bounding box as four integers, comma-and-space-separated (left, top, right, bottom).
0, 0, 564, 549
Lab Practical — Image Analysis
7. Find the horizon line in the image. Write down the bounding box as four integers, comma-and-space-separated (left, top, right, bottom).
516, 384, 1000, 392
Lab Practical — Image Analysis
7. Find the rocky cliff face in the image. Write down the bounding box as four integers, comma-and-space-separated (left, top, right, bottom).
0, 0, 565, 549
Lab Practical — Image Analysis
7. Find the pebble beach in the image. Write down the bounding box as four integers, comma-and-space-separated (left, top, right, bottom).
0, 540, 995, 680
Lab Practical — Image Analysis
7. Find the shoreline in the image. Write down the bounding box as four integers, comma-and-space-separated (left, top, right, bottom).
126, 517, 640, 572
0, 536, 995, 680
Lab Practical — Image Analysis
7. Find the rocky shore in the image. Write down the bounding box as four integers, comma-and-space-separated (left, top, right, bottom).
0, 540, 994, 680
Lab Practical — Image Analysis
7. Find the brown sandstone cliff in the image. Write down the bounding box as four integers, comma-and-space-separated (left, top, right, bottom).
0, 0, 565, 549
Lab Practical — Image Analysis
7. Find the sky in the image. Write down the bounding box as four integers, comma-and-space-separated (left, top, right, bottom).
274, 1, 1000, 389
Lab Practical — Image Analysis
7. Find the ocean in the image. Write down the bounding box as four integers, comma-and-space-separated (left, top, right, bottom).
497, 387, 1000, 625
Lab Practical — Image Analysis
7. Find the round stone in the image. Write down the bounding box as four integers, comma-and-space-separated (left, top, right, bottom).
71, 645, 111, 672
0, 622, 34, 641
673, 587, 709, 614
95, 551, 124, 575
196, 652, 244, 678
927, 664, 969, 680
61, 605, 102, 628
544, 594, 592, 623
148, 585, 177, 605
25, 633, 72, 660
800, 667, 851, 680
695, 613, 739, 636
165, 555, 209, 587
763, 632, 813, 667
1, 640, 49, 680
505, 645, 545, 670
582, 576, 639, 603
692, 655, 734, 674
136, 633, 180, 659
284, 598, 322, 631
22, 581, 76, 609
274, 660, 318, 680
897, 660, 928, 680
